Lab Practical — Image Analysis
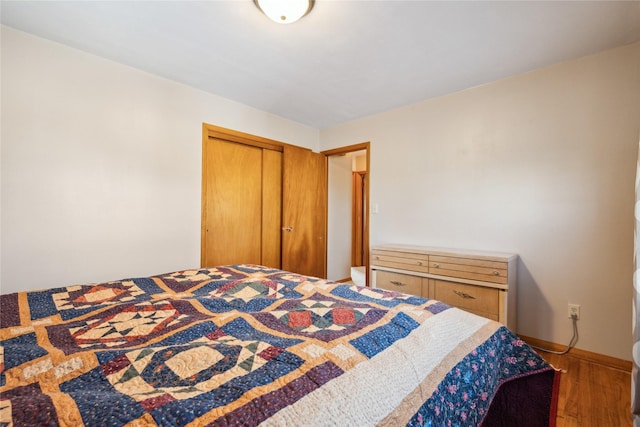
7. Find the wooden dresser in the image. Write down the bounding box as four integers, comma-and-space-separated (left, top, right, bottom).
370, 244, 517, 331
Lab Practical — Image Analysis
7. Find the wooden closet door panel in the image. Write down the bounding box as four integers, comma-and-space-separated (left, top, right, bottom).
282, 146, 327, 278
261, 149, 282, 269
202, 138, 262, 266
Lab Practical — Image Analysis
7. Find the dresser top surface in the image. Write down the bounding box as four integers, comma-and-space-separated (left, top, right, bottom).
372, 244, 518, 262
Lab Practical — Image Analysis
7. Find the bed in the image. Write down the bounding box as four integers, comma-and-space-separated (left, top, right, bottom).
0, 264, 558, 426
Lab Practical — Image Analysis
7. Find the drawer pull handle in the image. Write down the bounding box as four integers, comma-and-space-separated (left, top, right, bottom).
417, 261, 423, 266
433, 263, 440, 268
390, 280, 407, 287
493, 271, 500, 276
453, 290, 476, 299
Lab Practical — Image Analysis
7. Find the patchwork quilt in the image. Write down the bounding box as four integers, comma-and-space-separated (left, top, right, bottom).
0, 265, 557, 426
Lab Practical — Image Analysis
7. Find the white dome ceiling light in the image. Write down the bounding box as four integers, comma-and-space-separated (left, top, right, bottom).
254, 0, 314, 24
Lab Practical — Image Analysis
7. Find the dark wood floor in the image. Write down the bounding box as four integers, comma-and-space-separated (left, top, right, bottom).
536, 350, 632, 426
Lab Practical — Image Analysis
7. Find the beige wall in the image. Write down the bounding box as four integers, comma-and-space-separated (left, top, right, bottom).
353, 154, 367, 172
0, 26, 319, 294
320, 43, 640, 360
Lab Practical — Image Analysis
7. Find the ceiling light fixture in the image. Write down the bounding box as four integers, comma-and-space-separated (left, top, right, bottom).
254, 0, 314, 24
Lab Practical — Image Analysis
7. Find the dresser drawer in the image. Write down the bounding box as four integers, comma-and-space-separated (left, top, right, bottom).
430, 255, 507, 285
371, 250, 429, 273
375, 271, 425, 297
432, 280, 499, 320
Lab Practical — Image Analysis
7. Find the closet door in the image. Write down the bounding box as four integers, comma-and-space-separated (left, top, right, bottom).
202, 138, 263, 266
282, 146, 327, 278
201, 124, 326, 277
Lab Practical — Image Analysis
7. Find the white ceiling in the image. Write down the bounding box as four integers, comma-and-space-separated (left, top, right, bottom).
2, 1, 639, 129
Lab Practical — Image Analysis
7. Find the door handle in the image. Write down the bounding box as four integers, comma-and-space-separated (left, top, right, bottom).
390, 280, 406, 287
453, 290, 476, 299
282, 226, 293, 232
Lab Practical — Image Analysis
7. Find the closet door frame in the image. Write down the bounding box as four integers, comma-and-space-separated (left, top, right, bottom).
201, 123, 328, 278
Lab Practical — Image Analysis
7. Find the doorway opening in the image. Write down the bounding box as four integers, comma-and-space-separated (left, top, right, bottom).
322, 142, 370, 286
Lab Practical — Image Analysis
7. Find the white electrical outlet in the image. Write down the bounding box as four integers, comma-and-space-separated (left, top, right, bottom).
568, 303, 580, 320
